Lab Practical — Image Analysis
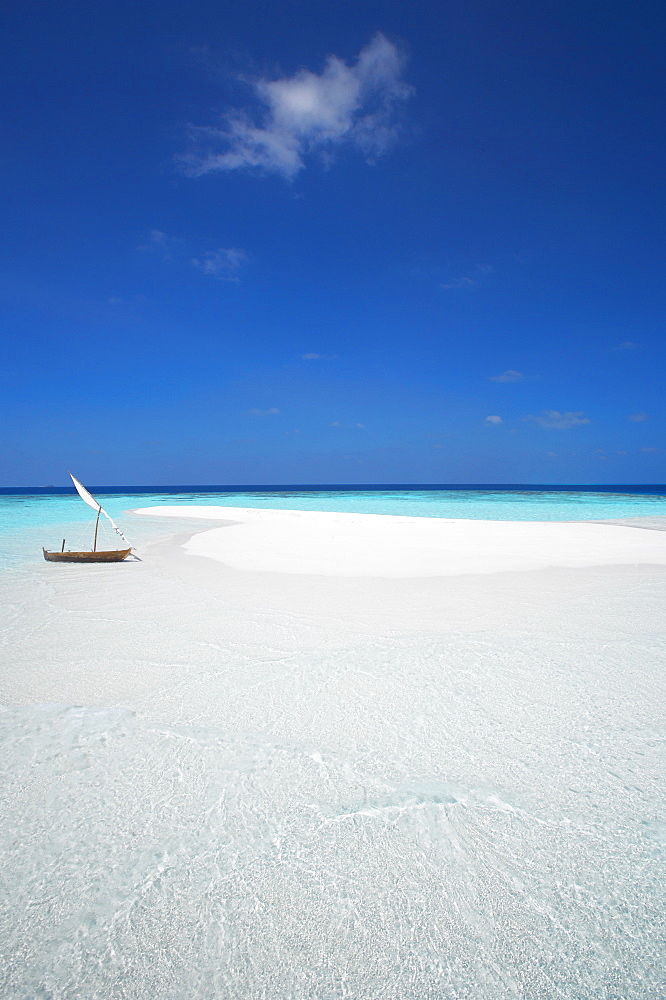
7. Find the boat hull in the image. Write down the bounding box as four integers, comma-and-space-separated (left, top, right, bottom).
43, 548, 131, 563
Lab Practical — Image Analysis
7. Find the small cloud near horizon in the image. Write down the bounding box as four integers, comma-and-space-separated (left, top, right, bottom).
441, 276, 475, 290
640, 446, 661, 453
485, 415, 503, 425
627, 412, 648, 422
301, 352, 337, 360
136, 229, 182, 257
182, 34, 413, 180
440, 261, 493, 291
249, 407, 280, 416
107, 293, 149, 308
527, 410, 591, 430
613, 340, 639, 351
192, 247, 249, 282
138, 229, 249, 282
489, 369, 524, 383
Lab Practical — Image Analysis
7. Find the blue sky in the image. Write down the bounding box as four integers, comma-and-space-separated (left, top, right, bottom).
2, 0, 664, 486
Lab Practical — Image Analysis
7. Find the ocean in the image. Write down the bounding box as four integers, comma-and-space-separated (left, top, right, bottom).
1, 484, 666, 571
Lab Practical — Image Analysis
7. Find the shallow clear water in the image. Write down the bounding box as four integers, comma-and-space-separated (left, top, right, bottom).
1, 487, 665, 998
1, 556, 665, 999
6, 485, 666, 522
2, 486, 666, 561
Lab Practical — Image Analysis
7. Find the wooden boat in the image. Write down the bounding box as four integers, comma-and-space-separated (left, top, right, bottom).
43, 473, 134, 563
43, 546, 131, 563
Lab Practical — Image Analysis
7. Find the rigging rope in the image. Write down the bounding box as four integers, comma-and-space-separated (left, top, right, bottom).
69, 472, 134, 550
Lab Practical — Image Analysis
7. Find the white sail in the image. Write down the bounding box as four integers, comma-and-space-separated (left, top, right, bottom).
69, 472, 133, 549
70, 473, 102, 512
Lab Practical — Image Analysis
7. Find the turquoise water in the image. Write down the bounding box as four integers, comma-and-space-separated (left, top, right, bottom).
2, 486, 666, 532
3, 486, 666, 538
2, 486, 665, 570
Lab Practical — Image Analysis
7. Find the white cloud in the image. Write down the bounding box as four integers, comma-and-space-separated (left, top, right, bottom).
640, 446, 661, 453
138, 230, 249, 282
136, 229, 182, 256
441, 261, 495, 290
614, 340, 639, 350
627, 412, 648, 422
192, 247, 248, 282
148, 228, 169, 245
249, 407, 280, 416
528, 410, 591, 430
441, 276, 475, 290
107, 294, 149, 308
485, 415, 503, 425
489, 369, 524, 383
183, 34, 413, 180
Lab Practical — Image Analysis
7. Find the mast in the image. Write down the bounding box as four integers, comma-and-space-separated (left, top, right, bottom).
93, 508, 101, 551
69, 472, 133, 550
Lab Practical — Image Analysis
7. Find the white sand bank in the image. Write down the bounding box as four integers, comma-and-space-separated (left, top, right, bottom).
134, 504, 666, 576
2, 510, 665, 998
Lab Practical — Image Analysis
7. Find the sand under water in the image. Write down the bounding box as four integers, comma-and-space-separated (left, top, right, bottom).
1, 506, 665, 999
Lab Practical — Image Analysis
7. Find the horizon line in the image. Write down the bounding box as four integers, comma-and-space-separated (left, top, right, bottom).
2, 482, 665, 493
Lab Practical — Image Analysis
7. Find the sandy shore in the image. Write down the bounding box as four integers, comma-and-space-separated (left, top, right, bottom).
1, 508, 665, 999
133, 504, 666, 576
